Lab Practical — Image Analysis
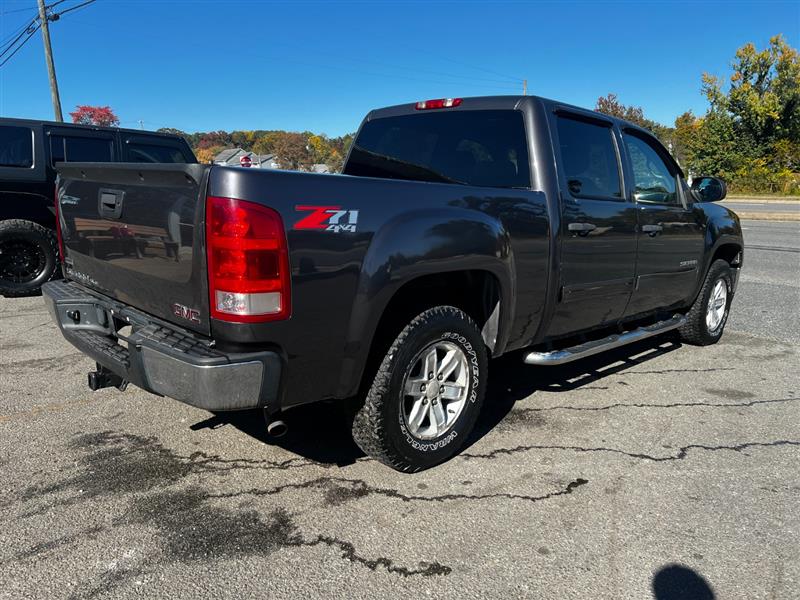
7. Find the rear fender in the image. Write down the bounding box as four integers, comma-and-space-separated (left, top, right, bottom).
337, 208, 514, 397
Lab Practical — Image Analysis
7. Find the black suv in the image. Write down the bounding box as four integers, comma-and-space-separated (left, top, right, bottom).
0, 118, 196, 296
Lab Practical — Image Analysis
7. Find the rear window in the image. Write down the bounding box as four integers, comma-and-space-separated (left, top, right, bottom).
127, 142, 190, 163
344, 110, 530, 189
0, 125, 33, 168
556, 115, 622, 199
51, 135, 113, 164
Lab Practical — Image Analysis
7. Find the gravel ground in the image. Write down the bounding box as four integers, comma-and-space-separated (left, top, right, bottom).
0, 220, 797, 599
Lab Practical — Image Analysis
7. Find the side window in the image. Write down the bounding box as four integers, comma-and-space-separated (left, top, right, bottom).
556, 115, 622, 199
623, 133, 678, 204
127, 142, 189, 163
50, 134, 113, 165
0, 126, 33, 168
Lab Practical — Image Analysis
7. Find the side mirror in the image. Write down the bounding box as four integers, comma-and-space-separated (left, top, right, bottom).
691, 176, 727, 203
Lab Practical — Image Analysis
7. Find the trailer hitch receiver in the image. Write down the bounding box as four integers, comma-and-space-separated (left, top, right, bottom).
87, 363, 128, 391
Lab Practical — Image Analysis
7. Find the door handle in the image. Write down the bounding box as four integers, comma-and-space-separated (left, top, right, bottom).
641, 224, 663, 236
568, 222, 597, 236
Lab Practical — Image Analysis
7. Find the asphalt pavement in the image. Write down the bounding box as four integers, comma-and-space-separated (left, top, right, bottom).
0, 220, 798, 599
724, 200, 800, 215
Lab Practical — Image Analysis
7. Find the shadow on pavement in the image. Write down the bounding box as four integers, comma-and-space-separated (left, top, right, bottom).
191, 335, 683, 467
652, 564, 716, 600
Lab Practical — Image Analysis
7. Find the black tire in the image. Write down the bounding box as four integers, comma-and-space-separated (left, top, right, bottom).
0, 219, 59, 297
352, 306, 488, 472
678, 259, 734, 346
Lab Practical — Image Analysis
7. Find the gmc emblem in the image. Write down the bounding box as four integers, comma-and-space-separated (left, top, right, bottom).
172, 303, 201, 324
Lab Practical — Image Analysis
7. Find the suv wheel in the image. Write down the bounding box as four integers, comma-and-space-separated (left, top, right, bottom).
678, 259, 734, 346
0, 220, 59, 297
352, 306, 488, 472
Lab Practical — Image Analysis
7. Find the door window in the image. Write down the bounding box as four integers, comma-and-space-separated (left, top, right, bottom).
0, 125, 33, 168
623, 133, 678, 204
555, 115, 622, 200
50, 135, 113, 164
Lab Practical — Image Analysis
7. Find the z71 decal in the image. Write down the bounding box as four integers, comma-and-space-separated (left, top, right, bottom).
295, 205, 359, 233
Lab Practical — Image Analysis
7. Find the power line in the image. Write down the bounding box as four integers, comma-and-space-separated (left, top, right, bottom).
53, 0, 95, 18
0, 22, 39, 67
0, 0, 96, 69
0, 16, 37, 51
0, 4, 38, 17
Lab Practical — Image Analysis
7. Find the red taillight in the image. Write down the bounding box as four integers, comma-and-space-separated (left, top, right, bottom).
415, 98, 462, 110
206, 196, 291, 323
54, 184, 65, 263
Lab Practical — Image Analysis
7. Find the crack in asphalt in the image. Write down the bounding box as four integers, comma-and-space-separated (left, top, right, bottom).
9, 431, 452, 581
206, 476, 589, 506
506, 396, 796, 414
461, 440, 800, 463
301, 535, 451, 577
615, 367, 735, 375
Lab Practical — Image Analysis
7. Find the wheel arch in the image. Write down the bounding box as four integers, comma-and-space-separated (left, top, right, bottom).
335, 208, 515, 399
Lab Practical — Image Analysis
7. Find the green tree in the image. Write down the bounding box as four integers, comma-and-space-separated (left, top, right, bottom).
688, 35, 800, 192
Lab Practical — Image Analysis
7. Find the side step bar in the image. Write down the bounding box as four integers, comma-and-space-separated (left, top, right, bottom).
523, 315, 686, 366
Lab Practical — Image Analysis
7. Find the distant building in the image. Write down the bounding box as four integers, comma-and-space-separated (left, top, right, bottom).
311, 163, 331, 174
213, 148, 280, 169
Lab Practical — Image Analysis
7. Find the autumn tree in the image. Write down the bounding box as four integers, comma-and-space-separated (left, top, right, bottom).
69, 105, 120, 127
273, 132, 312, 170
195, 145, 224, 164
595, 93, 674, 149
595, 93, 653, 128
157, 127, 188, 138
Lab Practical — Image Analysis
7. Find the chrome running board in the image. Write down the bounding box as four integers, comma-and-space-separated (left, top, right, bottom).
523, 315, 686, 366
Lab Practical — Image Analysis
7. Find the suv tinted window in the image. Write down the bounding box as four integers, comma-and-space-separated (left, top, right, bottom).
127, 142, 190, 163
556, 115, 621, 199
0, 125, 33, 168
623, 132, 678, 204
51, 135, 113, 164
344, 110, 530, 189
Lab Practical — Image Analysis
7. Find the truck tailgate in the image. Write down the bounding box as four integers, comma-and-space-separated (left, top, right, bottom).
56, 163, 211, 336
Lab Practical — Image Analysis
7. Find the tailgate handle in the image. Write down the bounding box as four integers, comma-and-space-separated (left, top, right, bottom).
98, 188, 125, 219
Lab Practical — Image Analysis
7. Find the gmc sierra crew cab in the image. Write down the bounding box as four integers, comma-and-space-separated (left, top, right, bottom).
42, 95, 743, 471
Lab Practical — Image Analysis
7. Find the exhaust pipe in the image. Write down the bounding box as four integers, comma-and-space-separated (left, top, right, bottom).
266, 419, 288, 438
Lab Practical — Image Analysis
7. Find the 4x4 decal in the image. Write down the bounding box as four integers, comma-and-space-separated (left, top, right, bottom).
295, 205, 359, 233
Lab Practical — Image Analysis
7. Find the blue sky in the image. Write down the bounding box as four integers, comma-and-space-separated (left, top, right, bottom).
0, 0, 797, 136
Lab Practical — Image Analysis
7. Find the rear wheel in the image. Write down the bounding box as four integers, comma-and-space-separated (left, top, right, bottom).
678, 259, 734, 346
0, 220, 59, 297
352, 306, 488, 472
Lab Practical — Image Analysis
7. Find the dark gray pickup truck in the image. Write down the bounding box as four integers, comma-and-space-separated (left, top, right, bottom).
42, 95, 743, 471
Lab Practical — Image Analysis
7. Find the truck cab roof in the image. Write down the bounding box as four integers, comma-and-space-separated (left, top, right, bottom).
365, 94, 655, 135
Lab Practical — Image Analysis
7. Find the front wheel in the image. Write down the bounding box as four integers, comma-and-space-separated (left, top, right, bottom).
352, 306, 488, 472
678, 259, 734, 346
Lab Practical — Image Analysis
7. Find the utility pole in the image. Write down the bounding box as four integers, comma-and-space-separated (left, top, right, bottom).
523, 79, 527, 96
37, 0, 63, 122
